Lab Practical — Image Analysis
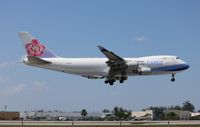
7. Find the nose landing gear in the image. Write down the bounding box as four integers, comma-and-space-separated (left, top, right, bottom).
171, 74, 175, 82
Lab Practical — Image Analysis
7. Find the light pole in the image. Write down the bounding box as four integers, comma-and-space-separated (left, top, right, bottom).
5, 105, 7, 111
21, 118, 24, 127
168, 121, 170, 127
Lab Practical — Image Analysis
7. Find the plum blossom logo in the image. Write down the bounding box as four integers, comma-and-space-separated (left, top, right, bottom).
26, 39, 45, 56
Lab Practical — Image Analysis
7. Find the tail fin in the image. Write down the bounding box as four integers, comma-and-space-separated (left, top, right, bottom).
19, 32, 58, 58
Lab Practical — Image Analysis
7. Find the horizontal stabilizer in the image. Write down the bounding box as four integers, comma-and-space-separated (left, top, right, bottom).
27, 56, 52, 65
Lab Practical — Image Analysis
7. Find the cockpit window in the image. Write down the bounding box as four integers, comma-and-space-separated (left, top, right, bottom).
176, 57, 180, 59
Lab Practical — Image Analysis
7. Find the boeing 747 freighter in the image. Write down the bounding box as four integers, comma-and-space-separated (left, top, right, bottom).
19, 32, 189, 85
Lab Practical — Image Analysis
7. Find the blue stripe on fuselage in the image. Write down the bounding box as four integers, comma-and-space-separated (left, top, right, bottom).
152, 64, 189, 72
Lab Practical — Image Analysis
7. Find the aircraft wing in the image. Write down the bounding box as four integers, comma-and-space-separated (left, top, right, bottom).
98, 45, 127, 79
98, 46, 124, 61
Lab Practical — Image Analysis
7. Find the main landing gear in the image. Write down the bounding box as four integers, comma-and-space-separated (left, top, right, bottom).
119, 77, 127, 84
104, 77, 127, 85
105, 79, 115, 85
171, 74, 175, 82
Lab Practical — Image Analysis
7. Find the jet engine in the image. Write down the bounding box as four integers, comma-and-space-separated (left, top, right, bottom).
137, 67, 151, 75
127, 61, 138, 70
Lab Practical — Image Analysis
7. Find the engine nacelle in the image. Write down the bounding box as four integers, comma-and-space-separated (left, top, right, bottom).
127, 61, 138, 70
138, 67, 151, 75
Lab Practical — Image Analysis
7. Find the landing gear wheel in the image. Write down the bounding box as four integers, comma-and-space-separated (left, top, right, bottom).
171, 74, 175, 82
119, 79, 124, 83
104, 80, 109, 84
171, 78, 175, 82
105, 79, 115, 85
109, 81, 114, 85
119, 76, 126, 83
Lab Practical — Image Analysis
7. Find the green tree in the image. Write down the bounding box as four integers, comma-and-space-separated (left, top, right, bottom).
147, 106, 166, 120
169, 105, 182, 110
102, 109, 110, 114
103, 114, 116, 121
81, 109, 87, 120
165, 112, 179, 120
182, 100, 195, 112
112, 106, 131, 120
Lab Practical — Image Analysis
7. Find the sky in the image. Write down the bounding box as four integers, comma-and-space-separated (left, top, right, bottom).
0, 0, 199, 112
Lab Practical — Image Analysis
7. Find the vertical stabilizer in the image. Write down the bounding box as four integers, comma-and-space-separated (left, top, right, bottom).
19, 32, 58, 58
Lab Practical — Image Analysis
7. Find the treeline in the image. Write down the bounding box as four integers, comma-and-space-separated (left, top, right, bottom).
100, 100, 199, 121
27, 100, 199, 121
102, 107, 132, 121
142, 100, 197, 120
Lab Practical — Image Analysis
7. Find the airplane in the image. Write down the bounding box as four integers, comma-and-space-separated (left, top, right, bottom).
19, 32, 190, 85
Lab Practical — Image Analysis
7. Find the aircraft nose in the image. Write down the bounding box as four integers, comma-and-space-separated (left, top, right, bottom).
184, 64, 190, 70
180, 59, 189, 70
182, 63, 190, 70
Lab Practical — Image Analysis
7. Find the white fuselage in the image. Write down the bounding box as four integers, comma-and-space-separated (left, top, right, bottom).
24, 55, 189, 78
19, 32, 189, 84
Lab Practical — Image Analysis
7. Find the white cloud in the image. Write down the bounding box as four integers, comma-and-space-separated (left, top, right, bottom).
32, 81, 46, 91
11, 84, 25, 93
0, 81, 46, 99
0, 62, 9, 68
0, 61, 17, 69
0, 84, 26, 98
133, 36, 148, 42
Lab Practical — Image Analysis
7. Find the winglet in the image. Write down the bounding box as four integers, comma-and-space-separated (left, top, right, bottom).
97, 45, 108, 52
